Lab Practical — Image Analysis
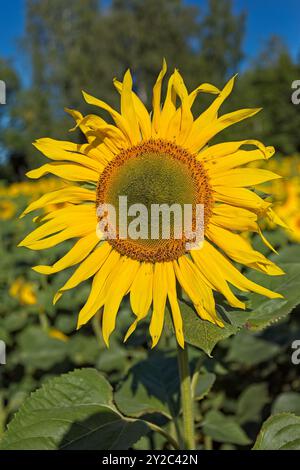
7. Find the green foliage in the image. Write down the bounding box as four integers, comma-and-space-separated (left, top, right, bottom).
236, 383, 269, 424
245, 261, 300, 330
194, 372, 216, 401
202, 410, 251, 445
225, 332, 281, 366
272, 393, 300, 416
0, 369, 149, 450
253, 413, 300, 450
0, 189, 300, 449
167, 300, 237, 356
115, 352, 179, 419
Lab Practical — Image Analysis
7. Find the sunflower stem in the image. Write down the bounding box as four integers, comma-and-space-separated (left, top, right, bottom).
177, 343, 196, 450
145, 421, 180, 450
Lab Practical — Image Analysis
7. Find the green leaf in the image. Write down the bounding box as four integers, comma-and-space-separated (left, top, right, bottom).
202, 410, 251, 445
245, 262, 300, 330
253, 413, 300, 450
236, 383, 269, 424
273, 244, 300, 264
272, 393, 300, 416
194, 372, 216, 401
168, 301, 237, 356
0, 368, 149, 450
2, 311, 28, 333
226, 330, 280, 366
215, 245, 300, 332
114, 352, 179, 419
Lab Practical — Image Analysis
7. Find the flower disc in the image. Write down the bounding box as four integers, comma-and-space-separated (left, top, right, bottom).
96, 139, 213, 262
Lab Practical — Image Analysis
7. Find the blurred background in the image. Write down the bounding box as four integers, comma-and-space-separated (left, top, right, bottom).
0, 0, 300, 450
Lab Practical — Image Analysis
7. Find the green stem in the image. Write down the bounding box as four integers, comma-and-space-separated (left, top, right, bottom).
191, 356, 203, 398
204, 435, 213, 450
145, 421, 180, 450
39, 307, 49, 332
177, 343, 196, 450
91, 310, 104, 348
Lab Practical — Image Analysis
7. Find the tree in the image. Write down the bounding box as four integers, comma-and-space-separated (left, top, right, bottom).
1, 0, 249, 175
228, 37, 300, 155
198, 0, 245, 85
108, 0, 201, 101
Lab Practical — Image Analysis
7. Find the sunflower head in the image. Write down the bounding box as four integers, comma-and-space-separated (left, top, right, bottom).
20, 60, 284, 349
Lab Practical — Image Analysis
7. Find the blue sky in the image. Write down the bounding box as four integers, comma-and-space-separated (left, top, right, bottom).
0, 0, 299, 79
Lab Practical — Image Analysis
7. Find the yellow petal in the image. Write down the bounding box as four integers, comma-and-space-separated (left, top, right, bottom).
188, 107, 262, 153
120, 70, 141, 144
26, 225, 95, 251
191, 241, 246, 310
125, 262, 153, 343
201, 148, 275, 174
114, 78, 151, 140
54, 242, 112, 302
82, 90, 132, 144
33, 232, 99, 274
199, 139, 274, 160
35, 136, 111, 163
206, 224, 284, 275
165, 262, 184, 348
174, 256, 221, 325
192, 75, 236, 127
159, 72, 177, 137
149, 262, 168, 348
212, 205, 258, 232
187, 83, 220, 108
213, 186, 271, 212
130, 262, 153, 317
72, 114, 128, 153
102, 257, 140, 346
77, 250, 121, 328
166, 70, 193, 144
26, 162, 99, 182
20, 186, 95, 218
152, 58, 167, 136
211, 168, 281, 187
200, 241, 283, 299
19, 205, 96, 247
258, 227, 278, 254
33, 139, 104, 172
186, 75, 237, 148
64, 109, 116, 163
267, 208, 289, 229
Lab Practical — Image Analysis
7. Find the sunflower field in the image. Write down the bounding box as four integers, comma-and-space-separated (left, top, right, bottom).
1, 0, 300, 454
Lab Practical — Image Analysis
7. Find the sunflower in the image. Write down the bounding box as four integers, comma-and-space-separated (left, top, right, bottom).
9, 277, 37, 306
20, 60, 285, 348
0, 199, 16, 220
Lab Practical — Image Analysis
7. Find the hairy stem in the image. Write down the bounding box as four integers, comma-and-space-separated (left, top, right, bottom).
177, 343, 196, 450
